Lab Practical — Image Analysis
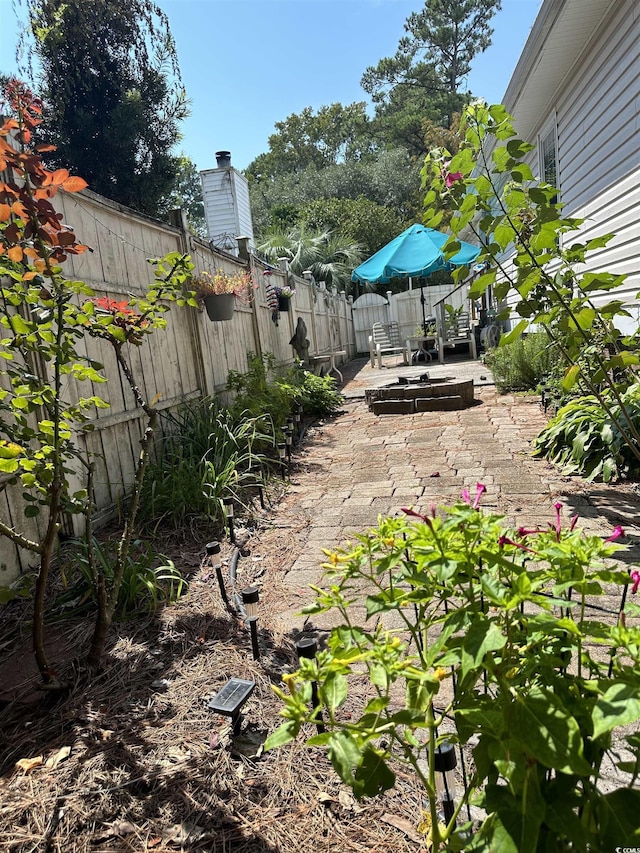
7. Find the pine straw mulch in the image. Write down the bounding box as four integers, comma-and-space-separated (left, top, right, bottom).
0, 513, 428, 853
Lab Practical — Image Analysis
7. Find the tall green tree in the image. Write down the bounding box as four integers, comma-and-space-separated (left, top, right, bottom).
300, 197, 407, 259
246, 102, 374, 182
24, 0, 189, 216
362, 0, 501, 149
159, 154, 206, 237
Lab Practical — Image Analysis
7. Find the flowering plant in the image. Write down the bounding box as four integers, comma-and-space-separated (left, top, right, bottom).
266, 491, 640, 851
274, 283, 296, 299
190, 269, 253, 299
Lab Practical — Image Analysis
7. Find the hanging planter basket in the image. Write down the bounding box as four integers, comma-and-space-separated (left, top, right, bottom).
278, 295, 291, 312
203, 293, 235, 321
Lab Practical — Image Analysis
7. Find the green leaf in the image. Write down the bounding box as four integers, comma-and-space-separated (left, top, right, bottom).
499, 320, 528, 346
592, 682, 640, 738
460, 618, 506, 678
321, 671, 347, 712
327, 730, 362, 785
598, 789, 640, 848
511, 687, 591, 775
353, 746, 395, 797
264, 721, 299, 751
561, 364, 580, 391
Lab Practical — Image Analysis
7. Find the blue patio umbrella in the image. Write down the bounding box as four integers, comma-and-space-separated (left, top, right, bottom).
351, 223, 480, 334
351, 223, 480, 284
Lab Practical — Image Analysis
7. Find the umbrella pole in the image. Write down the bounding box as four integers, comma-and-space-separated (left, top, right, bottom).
420, 282, 428, 336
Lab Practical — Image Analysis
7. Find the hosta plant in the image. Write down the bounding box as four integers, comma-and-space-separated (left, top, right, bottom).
266, 494, 640, 852
534, 383, 640, 482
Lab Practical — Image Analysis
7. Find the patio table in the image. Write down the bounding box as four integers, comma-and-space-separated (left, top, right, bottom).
406, 335, 441, 364
312, 350, 347, 382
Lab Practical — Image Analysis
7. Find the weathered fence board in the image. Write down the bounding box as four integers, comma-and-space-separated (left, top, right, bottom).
0, 188, 356, 585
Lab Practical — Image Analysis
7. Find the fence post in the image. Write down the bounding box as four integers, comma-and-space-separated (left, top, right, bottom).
238, 236, 263, 361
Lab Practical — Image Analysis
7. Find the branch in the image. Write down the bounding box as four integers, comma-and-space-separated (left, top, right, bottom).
0, 518, 42, 553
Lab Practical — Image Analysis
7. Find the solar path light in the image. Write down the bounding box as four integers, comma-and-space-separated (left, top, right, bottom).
295, 636, 325, 734
206, 540, 229, 609
434, 741, 457, 825
242, 586, 260, 660
223, 496, 235, 543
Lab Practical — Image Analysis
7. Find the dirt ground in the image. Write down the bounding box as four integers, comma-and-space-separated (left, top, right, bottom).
0, 483, 429, 853
1, 387, 639, 852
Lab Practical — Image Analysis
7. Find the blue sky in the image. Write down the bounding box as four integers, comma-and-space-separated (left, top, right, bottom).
0, 0, 543, 173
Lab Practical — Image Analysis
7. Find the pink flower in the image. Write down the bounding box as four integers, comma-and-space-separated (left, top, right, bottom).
462, 483, 486, 509
401, 506, 434, 530
606, 525, 625, 543
631, 570, 640, 594
473, 483, 486, 509
517, 526, 539, 536
445, 171, 463, 188
498, 535, 536, 554
570, 515, 579, 531
553, 501, 563, 541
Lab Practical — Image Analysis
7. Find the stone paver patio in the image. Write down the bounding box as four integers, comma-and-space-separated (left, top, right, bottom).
263, 355, 639, 636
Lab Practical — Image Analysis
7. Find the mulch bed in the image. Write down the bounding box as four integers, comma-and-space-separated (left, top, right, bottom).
0, 497, 426, 853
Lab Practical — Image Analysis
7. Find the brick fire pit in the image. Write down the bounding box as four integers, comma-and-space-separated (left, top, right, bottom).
365, 375, 475, 415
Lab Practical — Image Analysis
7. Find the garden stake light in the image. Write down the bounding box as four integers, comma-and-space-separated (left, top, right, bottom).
242, 586, 260, 660
434, 741, 457, 826
223, 496, 235, 543
295, 636, 325, 733
207, 677, 255, 735
277, 442, 287, 478
206, 540, 229, 609
285, 424, 293, 462
295, 403, 303, 436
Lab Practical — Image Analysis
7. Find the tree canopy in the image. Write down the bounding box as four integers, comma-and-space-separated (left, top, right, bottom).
24, 0, 188, 216
362, 0, 502, 136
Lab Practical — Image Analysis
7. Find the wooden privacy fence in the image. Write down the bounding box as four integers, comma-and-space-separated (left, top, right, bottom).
0, 189, 356, 585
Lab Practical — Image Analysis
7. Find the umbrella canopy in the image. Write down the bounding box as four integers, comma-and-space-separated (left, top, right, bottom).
351, 223, 480, 284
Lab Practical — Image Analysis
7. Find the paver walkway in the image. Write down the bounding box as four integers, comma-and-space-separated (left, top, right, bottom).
264, 356, 634, 636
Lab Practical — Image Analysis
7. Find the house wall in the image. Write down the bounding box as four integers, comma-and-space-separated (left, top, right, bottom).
556, 0, 640, 308
0, 189, 355, 587
501, 0, 640, 322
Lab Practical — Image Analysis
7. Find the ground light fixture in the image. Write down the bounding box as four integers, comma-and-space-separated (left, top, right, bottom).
285, 424, 293, 461
242, 586, 260, 660
434, 741, 457, 825
207, 677, 255, 735
206, 540, 229, 609
295, 636, 325, 733
277, 442, 287, 478
223, 496, 235, 543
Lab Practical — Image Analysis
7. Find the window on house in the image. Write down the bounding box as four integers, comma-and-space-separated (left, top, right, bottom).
540, 126, 558, 190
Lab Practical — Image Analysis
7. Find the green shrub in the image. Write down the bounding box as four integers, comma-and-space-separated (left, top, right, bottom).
227, 353, 291, 429
139, 398, 272, 529
59, 537, 187, 618
228, 353, 343, 426
275, 366, 343, 419
485, 331, 557, 392
266, 500, 640, 851
534, 383, 640, 481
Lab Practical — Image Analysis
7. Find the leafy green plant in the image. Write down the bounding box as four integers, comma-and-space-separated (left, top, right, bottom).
227, 353, 292, 430
0, 79, 195, 678
60, 537, 187, 618
266, 497, 640, 851
139, 398, 272, 529
422, 102, 640, 472
275, 366, 343, 419
484, 331, 557, 393
534, 383, 640, 482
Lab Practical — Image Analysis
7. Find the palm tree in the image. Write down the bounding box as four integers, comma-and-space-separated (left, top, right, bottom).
258, 224, 364, 293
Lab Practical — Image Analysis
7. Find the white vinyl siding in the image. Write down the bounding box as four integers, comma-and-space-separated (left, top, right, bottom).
554, 0, 640, 302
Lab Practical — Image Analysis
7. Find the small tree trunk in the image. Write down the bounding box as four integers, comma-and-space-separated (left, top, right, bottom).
33, 482, 62, 683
